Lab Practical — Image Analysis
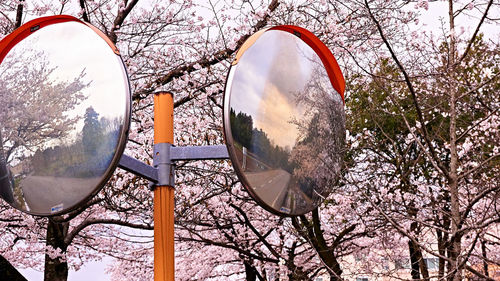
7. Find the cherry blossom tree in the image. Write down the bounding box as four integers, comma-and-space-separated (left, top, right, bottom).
0, 0, 498, 281
343, 0, 500, 280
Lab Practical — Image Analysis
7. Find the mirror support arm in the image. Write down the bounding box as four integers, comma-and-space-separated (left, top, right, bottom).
118, 154, 159, 183
118, 145, 229, 186
170, 145, 229, 161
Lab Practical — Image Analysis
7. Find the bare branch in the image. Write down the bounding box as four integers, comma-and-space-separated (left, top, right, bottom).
458, 0, 494, 63
364, 0, 450, 180
132, 0, 280, 100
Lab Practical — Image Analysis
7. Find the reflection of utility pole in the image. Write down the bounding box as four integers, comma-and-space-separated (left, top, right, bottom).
242, 146, 247, 171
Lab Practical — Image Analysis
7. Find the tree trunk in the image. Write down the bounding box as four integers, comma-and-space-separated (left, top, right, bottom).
418, 253, 429, 280
408, 238, 421, 279
481, 239, 489, 277
447, 1, 462, 280
329, 269, 342, 281
292, 210, 348, 281
0, 255, 27, 281
244, 261, 257, 281
44, 219, 69, 281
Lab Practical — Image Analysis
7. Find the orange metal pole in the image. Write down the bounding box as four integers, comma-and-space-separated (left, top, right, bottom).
154, 92, 174, 281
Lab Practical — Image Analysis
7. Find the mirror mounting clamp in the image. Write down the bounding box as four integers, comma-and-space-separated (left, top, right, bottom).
152, 143, 175, 189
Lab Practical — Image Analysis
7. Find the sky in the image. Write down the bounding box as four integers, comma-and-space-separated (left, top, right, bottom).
229, 30, 319, 149
19, 258, 112, 281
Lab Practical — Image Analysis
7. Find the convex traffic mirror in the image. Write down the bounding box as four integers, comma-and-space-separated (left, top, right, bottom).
224, 26, 346, 216
0, 16, 131, 216
0, 17, 344, 218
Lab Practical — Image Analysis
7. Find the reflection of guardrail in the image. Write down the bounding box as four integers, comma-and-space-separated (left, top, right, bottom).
242, 147, 247, 170
238, 146, 272, 172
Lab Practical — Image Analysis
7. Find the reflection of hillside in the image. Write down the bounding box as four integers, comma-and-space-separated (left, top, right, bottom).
28, 111, 122, 179
230, 109, 293, 173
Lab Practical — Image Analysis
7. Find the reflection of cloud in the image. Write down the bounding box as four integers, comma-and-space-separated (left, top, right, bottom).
12, 22, 129, 144
229, 31, 320, 149
230, 64, 266, 114
253, 33, 312, 149
25, 22, 127, 121
255, 84, 302, 148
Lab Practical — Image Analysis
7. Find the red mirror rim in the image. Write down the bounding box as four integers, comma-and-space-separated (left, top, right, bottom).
269, 25, 345, 102
0, 15, 120, 64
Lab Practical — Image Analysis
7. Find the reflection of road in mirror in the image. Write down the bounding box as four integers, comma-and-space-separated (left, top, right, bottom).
227, 29, 345, 215
19, 176, 101, 213
232, 142, 319, 215
10, 115, 122, 213
0, 21, 129, 215
247, 169, 292, 211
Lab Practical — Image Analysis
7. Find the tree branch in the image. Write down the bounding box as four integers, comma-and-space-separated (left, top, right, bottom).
179, 235, 279, 263
65, 218, 153, 246
364, 0, 450, 180
79, 0, 90, 23
132, 0, 280, 100
458, 0, 494, 63
229, 203, 281, 258
109, 0, 140, 44
14, 1, 24, 30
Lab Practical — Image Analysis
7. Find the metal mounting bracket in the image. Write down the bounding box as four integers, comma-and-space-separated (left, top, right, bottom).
117, 144, 229, 190
153, 143, 175, 188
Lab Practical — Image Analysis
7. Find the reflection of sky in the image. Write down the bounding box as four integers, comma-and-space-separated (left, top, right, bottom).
12, 22, 127, 140
230, 31, 319, 148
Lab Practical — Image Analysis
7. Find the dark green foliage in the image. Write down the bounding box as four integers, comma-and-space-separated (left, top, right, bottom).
229, 109, 293, 171
82, 106, 101, 156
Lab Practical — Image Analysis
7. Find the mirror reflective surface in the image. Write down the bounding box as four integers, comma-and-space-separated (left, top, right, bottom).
224, 29, 345, 216
0, 19, 130, 216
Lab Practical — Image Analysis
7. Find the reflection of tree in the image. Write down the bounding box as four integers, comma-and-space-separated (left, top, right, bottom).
0, 49, 89, 207
82, 107, 102, 156
229, 108, 253, 148
230, 109, 293, 172
0, 49, 88, 165
289, 59, 345, 197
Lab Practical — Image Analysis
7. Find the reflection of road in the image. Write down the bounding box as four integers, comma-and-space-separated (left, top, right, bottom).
246, 169, 291, 211
20, 176, 100, 213
245, 169, 321, 215
234, 145, 319, 215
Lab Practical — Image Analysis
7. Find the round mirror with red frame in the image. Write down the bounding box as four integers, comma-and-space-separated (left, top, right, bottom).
223, 25, 345, 216
0, 16, 131, 216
